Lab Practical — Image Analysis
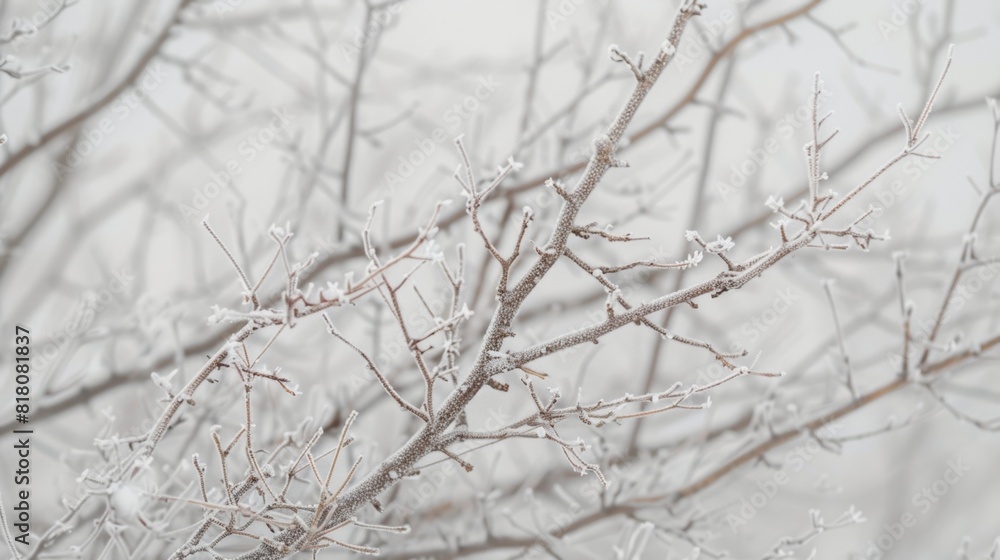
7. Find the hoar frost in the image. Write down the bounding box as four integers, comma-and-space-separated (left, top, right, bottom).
705, 235, 735, 254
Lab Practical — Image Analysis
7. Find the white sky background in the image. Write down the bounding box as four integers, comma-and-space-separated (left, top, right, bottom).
1, 0, 999, 558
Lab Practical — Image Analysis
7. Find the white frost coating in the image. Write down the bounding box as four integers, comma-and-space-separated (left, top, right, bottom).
109, 482, 148, 524
705, 235, 735, 254
268, 223, 287, 238
150, 369, 178, 393
323, 281, 347, 303
458, 303, 474, 320
423, 239, 446, 264
125, 6, 944, 560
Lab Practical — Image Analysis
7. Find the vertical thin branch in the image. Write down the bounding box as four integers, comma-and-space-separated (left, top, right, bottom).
338, 4, 377, 241
823, 279, 857, 398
